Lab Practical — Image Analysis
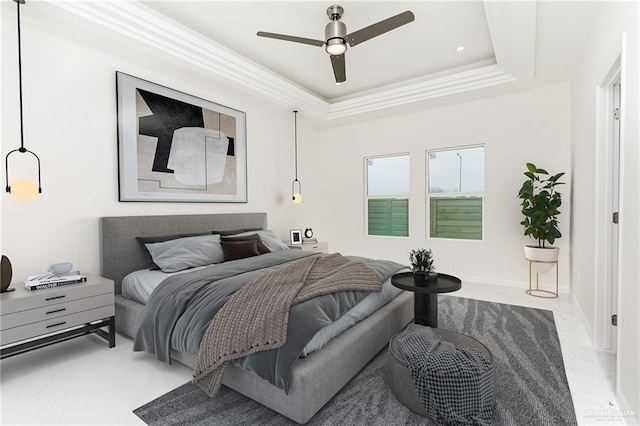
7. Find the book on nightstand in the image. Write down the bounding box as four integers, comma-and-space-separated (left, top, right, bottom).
24, 272, 87, 291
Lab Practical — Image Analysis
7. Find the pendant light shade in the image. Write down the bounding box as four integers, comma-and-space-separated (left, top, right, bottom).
5, 0, 42, 201
291, 110, 302, 204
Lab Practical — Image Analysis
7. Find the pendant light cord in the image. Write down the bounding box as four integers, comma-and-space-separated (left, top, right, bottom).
16, 0, 25, 150
294, 110, 298, 180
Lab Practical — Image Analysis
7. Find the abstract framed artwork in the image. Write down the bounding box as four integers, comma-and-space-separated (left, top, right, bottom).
116, 72, 247, 202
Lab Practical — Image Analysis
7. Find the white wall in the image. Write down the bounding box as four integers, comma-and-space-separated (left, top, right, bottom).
315, 83, 572, 292
0, 4, 320, 282
570, 1, 639, 420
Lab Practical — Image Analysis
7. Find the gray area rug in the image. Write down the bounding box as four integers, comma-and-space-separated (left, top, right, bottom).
134, 296, 577, 425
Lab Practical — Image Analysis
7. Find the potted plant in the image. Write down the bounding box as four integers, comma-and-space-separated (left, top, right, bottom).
410, 248, 436, 286
517, 163, 565, 271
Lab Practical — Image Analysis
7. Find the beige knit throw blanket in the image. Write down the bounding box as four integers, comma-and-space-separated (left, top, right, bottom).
193, 253, 382, 396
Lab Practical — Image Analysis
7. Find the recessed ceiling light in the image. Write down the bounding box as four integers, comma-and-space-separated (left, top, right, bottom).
456, 46, 465, 52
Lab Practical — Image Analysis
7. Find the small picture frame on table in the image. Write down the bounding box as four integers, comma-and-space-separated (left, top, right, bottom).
290, 229, 302, 245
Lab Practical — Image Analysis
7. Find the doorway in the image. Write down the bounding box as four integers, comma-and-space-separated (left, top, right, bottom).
594, 57, 621, 354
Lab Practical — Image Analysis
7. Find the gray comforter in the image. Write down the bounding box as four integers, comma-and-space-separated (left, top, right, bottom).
133, 249, 404, 392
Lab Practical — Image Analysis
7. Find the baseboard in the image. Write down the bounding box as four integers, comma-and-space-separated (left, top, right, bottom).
463, 276, 571, 295
571, 292, 594, 348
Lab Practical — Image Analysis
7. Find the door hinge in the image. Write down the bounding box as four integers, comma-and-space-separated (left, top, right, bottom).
614, 108, 621, 120
613, 212, 619, 224
611, 314, 618, 326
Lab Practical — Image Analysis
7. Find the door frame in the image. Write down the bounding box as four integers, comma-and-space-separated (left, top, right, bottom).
593, 52, 622, 353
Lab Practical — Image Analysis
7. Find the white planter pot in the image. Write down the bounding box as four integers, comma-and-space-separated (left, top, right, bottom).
524, 246, 559, 274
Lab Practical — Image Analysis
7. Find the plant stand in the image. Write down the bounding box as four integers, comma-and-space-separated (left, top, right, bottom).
525, 259, 558, 298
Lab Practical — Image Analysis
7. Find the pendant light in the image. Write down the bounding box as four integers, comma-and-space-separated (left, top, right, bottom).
5, 0, 42, 201
291, 110, 302, 204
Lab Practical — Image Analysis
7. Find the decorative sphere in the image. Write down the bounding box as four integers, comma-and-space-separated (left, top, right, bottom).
9, 179, 39, 201
292, 193, 303, 204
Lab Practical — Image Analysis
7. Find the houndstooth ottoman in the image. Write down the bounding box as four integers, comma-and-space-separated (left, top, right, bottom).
386, 326, 495, 424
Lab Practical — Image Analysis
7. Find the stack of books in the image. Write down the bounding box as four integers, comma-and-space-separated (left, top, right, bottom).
303, 237, 318, 244
25, 272, 87, 291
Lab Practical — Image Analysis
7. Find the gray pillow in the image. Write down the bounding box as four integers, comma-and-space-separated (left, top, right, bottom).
230, 229, 289, 252
137, 232, 210, 269
145, 234, 223, 273
212, 228, 263, 236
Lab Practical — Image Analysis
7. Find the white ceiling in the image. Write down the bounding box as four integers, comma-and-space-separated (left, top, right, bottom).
141, 1, 497, 101
42, 0, 597, 122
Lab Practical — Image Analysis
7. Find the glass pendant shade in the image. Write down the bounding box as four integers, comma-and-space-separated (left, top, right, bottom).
292, 178, 302, 204
8, 178, 39, 201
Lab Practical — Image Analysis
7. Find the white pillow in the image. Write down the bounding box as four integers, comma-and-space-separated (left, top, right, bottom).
145, 234, 223, 272
231, 229, 289, 252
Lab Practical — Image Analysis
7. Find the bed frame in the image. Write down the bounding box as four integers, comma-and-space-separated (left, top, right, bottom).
100, 213, 412, 424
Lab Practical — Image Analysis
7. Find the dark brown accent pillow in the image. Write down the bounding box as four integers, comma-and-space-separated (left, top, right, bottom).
136, 232, 210, 270
221, 239, 260, 262
220, 233, 270, 254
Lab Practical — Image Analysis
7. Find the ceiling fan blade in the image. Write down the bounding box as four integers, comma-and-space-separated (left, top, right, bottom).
257, 31, 325, 47
346, 11, 415, 47
330, 54, 346, 84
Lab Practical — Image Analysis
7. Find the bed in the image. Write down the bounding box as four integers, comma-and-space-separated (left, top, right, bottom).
100, 212, 413, 424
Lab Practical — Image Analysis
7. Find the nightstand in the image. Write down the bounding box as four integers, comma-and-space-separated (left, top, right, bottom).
288, 241, 329, 253
0, 275, 115, 359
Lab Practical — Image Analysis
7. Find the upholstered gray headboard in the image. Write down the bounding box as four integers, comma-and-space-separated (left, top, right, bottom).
99, 212, 268, 294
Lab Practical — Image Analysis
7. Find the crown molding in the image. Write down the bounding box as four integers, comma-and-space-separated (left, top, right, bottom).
45, 0, 536, 122
327, 65, 516, 120
46, 0, 329, 118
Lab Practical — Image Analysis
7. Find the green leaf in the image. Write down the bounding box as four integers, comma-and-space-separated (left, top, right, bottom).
518, 163, 565, 246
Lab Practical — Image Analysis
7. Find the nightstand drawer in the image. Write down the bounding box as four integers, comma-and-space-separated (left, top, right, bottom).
0, 305, 115, 346
1, 293, 114, 331
300, 242, 328, 253
1, 279, 113, 315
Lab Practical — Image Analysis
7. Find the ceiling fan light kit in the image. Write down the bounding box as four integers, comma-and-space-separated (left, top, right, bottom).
257, 4, 414, 84
325, 38, 347, 56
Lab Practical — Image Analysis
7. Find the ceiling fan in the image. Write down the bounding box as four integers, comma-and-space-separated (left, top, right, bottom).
257, 5, 415, 84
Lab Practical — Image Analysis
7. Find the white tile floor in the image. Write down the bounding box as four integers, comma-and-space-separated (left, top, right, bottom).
0, 283, 623, 425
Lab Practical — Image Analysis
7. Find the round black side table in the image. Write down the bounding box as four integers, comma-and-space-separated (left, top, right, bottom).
391, 272, 461, 328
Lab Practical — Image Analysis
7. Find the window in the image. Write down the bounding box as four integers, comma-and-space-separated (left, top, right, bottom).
365, 154, 409, 237
427, 146, 484, 240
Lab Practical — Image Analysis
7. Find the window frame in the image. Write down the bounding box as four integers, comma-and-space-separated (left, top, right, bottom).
364, 152, 410, 238
426, 144, 485, 241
